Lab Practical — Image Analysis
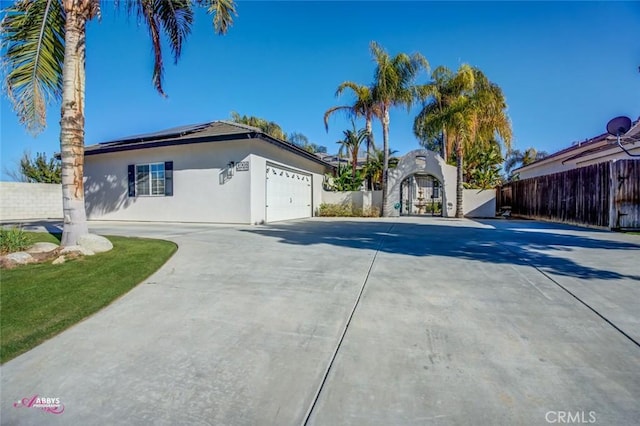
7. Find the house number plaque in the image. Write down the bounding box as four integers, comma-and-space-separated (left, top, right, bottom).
236, 161, 250, 171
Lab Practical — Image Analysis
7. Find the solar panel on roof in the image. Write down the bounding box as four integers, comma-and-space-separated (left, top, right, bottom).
98, 122, 213, 145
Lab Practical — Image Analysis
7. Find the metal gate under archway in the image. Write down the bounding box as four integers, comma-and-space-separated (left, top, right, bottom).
399, 174, 443, 216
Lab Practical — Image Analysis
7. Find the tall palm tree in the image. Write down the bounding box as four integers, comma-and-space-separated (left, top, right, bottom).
504, 148, 548, 177
369, 41, 429, 216
414, 65, 474, 161
324, 82, 380, 167
2, 0, 235, 246
336, 122, 369, 181
415, 65, 511, 218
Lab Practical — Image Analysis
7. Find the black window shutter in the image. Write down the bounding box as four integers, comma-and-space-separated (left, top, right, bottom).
164, 161, 173, 196
128, 164, 135, 197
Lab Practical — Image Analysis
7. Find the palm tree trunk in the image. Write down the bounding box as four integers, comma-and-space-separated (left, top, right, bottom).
442, 129, 448, 161
365, 117, 373, 190
352, 149, 357, 181
455, 140, 464, 218
60, 0, 91, 246
381, 108, 390, 217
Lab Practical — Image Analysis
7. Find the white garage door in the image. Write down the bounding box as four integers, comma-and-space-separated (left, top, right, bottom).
266, 163, 312, 222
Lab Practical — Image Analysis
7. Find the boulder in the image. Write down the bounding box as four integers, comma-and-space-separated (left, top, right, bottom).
27, 242, 59, 254
78, 234, 113, 253
60, 245, 95, 256
52, 255, 66, 265
5, 251, 34, 264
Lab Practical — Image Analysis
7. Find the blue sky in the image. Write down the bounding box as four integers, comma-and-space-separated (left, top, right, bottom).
1, 1, 639, 179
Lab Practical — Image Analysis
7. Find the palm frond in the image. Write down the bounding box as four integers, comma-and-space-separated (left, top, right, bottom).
121, 0, 234, 96
323, 105, 353, 131
138, 0, 165, 95
155, 0, 193, 64
370, 41, 427, 111
326, 81, 380, 132
196, 0, 236, 34
1, 0, 65, 135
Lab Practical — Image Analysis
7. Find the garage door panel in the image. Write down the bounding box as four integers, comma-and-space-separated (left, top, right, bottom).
266, 164, 312, 222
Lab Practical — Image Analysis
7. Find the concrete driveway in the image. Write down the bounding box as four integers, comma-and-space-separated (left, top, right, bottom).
2, 217, 639, 425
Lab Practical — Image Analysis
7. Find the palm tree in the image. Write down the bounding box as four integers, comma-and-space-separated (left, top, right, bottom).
230, 112, 288, 140
415, 65, 511, 218
288, 132, 327, 153
2, 0, 235, 246
323, 82, 381, 176
414, 65, 474, 161
369, 41, 429, 216
363, 148, 399, 190
504, 148, 548, 177
336, 122, 369, 181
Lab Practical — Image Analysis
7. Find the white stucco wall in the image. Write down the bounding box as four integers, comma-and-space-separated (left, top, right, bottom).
85, 140, 253, 223
320, 190, 383, 214
321, 191, 365, 209
463, 189, 496, 218
84, 138, 329, 224
0, 182, 63, 221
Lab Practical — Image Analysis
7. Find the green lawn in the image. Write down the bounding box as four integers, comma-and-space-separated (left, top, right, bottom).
0, 232, 177, 363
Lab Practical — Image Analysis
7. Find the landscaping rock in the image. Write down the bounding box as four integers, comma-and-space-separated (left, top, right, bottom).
60, 245, 95, 256
5, 251, 34, 264
0, 257, 17, 269
52, 255, 66, 265
27, 242, 59, 254
78, 234, 113, 253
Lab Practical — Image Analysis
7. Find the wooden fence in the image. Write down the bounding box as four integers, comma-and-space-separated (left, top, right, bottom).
497, 160, 639, 230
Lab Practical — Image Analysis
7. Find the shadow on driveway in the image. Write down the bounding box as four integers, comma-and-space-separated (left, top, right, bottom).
242, 218, 640, 282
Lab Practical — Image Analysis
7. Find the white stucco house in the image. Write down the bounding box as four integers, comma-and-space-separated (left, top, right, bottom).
84, 121, 333, 224
514, 117, 640, 179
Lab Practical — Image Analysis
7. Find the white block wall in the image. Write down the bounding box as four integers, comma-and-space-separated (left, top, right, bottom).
321, 190, 383, 214
0, 182, 63, 221
463, 189, 496, 217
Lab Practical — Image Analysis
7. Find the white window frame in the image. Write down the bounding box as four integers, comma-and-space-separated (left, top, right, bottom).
135, 162, 166, 197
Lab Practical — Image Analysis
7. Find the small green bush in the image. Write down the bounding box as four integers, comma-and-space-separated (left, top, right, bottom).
0, 227, 32, 254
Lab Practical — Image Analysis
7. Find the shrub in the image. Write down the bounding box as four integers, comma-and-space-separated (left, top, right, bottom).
362, 206, 381, 217
318, 203, 356, 217
318, 203, 381, 218
0, 227, 32, 254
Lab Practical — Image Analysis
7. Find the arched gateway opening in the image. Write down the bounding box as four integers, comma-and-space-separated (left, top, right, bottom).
400, 174, 443, 216
385, 149, 457, 218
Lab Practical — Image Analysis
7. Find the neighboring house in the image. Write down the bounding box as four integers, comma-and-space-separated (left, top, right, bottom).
316, 154, 367, 169
84, 121, 333, 224
514, 117, 640, 179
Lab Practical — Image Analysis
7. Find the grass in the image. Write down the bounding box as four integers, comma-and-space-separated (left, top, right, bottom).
0, 232, 177, 364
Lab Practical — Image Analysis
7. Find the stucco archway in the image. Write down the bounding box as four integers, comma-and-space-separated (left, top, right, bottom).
385, 149, 457, 217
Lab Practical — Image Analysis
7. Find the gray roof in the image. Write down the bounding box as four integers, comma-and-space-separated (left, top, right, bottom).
514, 116, 640, 172
84, 121, 332, 168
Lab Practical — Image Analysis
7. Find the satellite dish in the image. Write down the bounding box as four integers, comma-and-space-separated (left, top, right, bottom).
606, 116, 632, 136
606, 115, 640, 158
